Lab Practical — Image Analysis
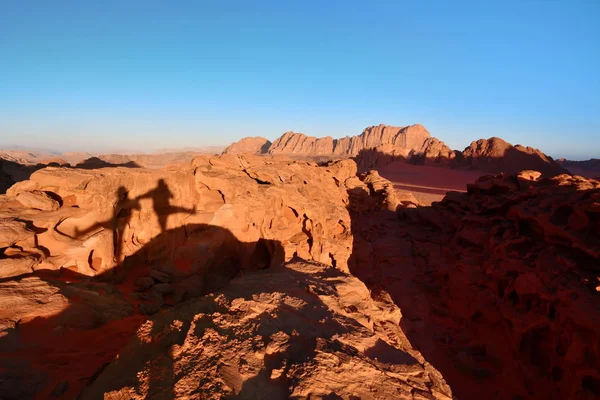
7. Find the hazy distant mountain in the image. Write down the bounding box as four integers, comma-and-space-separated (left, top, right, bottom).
155, 146, 225, 154
0, 146, 225, 170
557, 158, 600, 178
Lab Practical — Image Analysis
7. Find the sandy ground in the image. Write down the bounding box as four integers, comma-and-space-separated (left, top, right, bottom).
378, 162, 485, 205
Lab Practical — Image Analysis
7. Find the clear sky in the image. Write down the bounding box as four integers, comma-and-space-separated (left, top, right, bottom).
1, 0, 598, 159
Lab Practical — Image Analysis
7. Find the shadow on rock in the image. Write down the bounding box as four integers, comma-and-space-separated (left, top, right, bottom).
79, 259, 433, 400
346, 157, 600, 400
74, 157, 142, 170
0, 222, 284, 399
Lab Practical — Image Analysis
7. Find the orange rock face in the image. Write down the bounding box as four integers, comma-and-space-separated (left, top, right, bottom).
1, 156, 453, 399
1, 152, 598, 399
81, 260, 452, 400
260, 124, 567, 178
2, 155, 354, 278
268, 124, 432, 157
459, 137, 567, 176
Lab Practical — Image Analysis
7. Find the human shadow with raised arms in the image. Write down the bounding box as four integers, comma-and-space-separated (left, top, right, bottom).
0, 178, 281, 399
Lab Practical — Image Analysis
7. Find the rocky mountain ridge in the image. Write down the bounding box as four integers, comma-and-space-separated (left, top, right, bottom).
223, 124, 569, 177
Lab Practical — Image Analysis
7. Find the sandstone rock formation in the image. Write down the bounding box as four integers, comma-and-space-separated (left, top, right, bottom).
268, 124, 432, 158
81, 260, 452, 399
413, 137, 459, 166
223, 136, 272, 155
2, 155, 354, 278
355, 136, 566, 176
0, 150, 55, 165
0, 155, 455, 399
1, 152, 598, 399
2, 148, 225, 170
458, 137, 567, 176
92, 151, 225, 169
225, 124, 568, 178
349, 170, 600, 399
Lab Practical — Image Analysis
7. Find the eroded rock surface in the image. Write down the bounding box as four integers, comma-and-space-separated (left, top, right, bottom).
350, 171, 600, 399
269, 124, 432, 158
1, 153, 598, 399
0, 156, 454, 399
459, 137, 567, 176
81, 260, 452, 400
1, 155, 353, 279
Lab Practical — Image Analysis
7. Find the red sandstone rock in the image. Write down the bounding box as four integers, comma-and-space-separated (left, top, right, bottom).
2, 153, 599, 399
268, 124, 431, 158
80, 260, 452, 399
350, 170, 600, 400
460, 137, 567, 176
0, 156, 453, 399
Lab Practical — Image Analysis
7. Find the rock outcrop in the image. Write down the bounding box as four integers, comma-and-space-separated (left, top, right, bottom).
2, 155, 354, 279
356, 136, 566, 176
349, 170, 600, 399
458, 137, 567, 176
0, 155, 453, 399
226, 125, 568, 177
268, 124, 432, 158
414, 137, 460, 166
81, 260, 452, 400
2, 152, 598, 399
223, 136, 272, 155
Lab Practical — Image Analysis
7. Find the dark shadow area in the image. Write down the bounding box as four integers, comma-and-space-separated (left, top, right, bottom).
75, 186, 141, 263
345, 149, 600, 400
74, 156, 142, 169
78, 253, 420, 399
0, 180, 284, 399
74, 182, 196, 264
137, 179, 196, 232
259, 140, 273, 154
0, 159, 41, 194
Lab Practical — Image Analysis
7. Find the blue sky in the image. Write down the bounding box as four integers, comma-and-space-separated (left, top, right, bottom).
0, 0, 598, 159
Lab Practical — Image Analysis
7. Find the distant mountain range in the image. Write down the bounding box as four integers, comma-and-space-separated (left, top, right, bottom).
0, 147, 225, 167
224, 124, 595, 177
0, 147, 225, 194
2, 125, 598, 195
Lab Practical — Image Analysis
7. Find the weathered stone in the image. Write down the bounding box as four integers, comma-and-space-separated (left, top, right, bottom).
15, 191, 60, 211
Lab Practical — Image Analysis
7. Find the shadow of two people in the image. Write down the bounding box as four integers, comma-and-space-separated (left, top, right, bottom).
75, 179, 196, 263
0, 219, 285, 399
